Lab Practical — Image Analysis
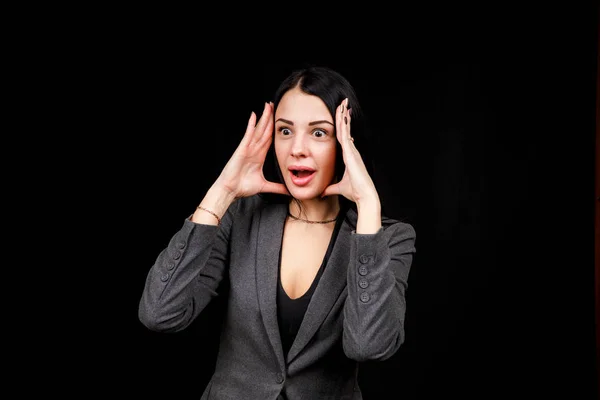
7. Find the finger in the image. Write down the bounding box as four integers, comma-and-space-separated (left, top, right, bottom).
256, 131, 273, 160
242, 111, 257, 143
257, 102, 274, 148
336, 99, 353, 162
252, 102, 271, 143
341, 100, 359, 159
337, 99, 352, 140
335, 101, 344, 142
342, 98, 352, 143
262, 181, 291, 196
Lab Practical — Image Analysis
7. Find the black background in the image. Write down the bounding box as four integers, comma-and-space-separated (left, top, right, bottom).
83, 3, 599, 399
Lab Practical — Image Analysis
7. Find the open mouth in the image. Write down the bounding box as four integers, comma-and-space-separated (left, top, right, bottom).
291, 170, 314, 178
288, 167, 316, 186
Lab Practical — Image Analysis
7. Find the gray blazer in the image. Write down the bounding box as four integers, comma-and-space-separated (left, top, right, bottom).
139, 194, 416, 400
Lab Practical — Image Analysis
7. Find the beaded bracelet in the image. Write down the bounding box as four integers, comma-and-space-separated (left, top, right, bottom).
197, 205, 221, 225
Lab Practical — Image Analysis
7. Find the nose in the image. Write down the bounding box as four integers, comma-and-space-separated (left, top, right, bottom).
290, 133, 307, 157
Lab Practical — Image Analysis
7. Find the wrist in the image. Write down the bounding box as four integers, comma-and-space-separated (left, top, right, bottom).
356, 194, 381, 213
355, 196, 381, 234
207, 184, 237, 207
191, 185, 237, 225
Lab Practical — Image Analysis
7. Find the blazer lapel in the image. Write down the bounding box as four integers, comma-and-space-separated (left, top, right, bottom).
286, 208, 357, 364
255, 202, 287, 371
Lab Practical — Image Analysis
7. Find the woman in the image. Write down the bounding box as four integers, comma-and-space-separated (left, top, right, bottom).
138, 66, 416, 399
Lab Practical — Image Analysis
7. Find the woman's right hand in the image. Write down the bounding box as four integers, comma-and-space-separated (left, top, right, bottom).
214, 102, 289, 199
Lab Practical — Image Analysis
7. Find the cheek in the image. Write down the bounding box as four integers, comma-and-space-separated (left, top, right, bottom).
274, 141, 287, 173
318, 146, 338, 176
274, 140, 283, 162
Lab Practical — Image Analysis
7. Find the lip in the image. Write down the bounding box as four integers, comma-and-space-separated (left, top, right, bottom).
288, 165, 316, 172
288, 167, 316, 187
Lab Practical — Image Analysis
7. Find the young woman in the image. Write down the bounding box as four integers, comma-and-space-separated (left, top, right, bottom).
138, 66, 416, 400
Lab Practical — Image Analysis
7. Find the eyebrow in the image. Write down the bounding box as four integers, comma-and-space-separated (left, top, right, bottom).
275, 118, 334, 126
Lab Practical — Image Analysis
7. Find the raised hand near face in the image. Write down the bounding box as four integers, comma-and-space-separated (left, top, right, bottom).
214, 102, 290, 199
321, 98, 379, 206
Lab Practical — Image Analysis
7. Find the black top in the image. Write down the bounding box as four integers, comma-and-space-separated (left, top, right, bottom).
276, 211, 346, 359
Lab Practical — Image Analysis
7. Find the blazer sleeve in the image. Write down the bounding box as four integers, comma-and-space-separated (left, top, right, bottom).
138, 199, 240, 332
342, 221, 416, 361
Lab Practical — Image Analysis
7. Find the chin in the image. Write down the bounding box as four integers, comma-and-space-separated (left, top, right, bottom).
287, 188, 319, 201
285, 184, 324, 201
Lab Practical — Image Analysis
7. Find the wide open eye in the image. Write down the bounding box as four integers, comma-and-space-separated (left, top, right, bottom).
312, 129, 327, 138
278, 127, 292, 136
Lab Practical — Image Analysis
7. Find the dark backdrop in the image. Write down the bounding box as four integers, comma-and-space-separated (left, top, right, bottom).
97, 3, 599, 400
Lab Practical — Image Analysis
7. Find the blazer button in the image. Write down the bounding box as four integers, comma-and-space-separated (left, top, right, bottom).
177, 240, 186, 249
276, 373, 284, 383
160, 273, 170, 282
358, 266, 368, 276
360, 292, 371, 303
359, 254, 370, 264
359, 279, 369, 289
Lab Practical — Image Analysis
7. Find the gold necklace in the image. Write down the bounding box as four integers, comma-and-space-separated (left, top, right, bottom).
287, 212, 338, 224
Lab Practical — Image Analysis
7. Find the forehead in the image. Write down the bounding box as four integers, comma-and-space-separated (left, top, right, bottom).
275, 86, 332, 122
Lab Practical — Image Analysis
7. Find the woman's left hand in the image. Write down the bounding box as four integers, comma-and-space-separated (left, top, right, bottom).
321, 98, 380, 206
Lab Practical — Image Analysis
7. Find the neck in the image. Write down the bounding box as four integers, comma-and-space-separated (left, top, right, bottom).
288, 196, 340, 223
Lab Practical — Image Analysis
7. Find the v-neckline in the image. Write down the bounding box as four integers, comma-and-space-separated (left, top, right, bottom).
277, 213, 345, 300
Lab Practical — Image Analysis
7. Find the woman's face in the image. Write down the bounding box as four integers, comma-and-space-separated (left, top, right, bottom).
274, 86, 337, 200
